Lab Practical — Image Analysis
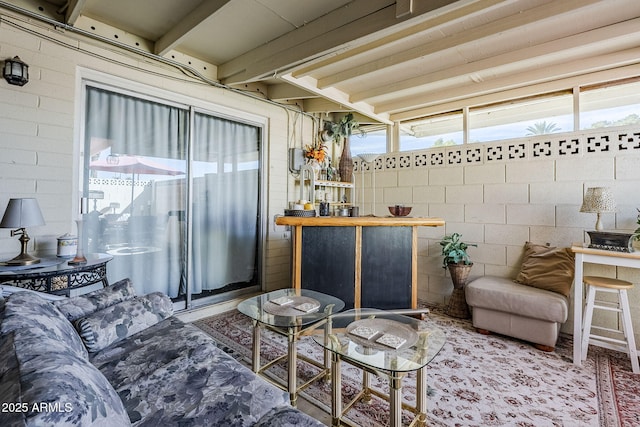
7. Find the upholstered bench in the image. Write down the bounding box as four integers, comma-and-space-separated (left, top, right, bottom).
466, 276, 569, 351
465, 242, 574, 351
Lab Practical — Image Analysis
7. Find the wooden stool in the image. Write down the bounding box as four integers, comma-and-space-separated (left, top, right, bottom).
581, 276, 639, 374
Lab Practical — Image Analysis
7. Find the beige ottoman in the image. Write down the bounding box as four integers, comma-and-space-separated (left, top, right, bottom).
465, 276, 569, 351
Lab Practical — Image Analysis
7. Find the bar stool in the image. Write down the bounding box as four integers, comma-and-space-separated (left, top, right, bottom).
581, 276, 639, 374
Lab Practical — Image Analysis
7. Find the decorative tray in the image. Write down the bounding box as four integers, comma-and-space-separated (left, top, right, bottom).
284, 209, 316, 217
346, 318, 418, 351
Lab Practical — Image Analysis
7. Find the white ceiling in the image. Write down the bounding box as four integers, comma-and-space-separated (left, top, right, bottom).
2, 0, 639, 125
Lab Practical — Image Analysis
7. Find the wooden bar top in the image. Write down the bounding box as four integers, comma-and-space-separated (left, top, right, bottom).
275, 216, 445, 227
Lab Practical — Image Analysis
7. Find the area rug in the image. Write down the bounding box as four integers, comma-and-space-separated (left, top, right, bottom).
193, 305, 639, 426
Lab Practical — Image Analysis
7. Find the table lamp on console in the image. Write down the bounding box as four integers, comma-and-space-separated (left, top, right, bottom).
0, 198, 46, 266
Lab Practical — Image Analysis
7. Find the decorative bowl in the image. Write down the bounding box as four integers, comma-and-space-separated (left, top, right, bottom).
388, 205, 412, 216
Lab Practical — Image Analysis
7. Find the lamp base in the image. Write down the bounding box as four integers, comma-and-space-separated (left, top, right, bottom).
5, 252, 41, 266
587, 231, 634, 252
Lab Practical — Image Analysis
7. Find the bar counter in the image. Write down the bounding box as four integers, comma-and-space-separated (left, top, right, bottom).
275, 216, 445, 309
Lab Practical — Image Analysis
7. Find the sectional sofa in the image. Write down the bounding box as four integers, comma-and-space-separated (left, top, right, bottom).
0, 279, 323, 426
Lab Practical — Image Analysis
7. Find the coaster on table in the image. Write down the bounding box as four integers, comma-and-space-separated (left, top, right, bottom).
349, 325, 379, 340
375, 333, 406, 349
293, 302, 320, 313
271, 296, 294, 305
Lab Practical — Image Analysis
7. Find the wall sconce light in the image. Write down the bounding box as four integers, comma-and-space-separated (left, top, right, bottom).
3, 56, 29, 86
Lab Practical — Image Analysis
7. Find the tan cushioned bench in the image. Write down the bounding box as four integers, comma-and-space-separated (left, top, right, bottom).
466, 276, 569, 350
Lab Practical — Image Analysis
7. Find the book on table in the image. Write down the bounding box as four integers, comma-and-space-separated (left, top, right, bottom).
293, 302, 320, 313
375, 333, 406, 349
349, 325, 379, 340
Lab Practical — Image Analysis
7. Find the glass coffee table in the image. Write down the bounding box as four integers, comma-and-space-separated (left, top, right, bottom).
313, 308, 446, 427
237, 288, 344, 406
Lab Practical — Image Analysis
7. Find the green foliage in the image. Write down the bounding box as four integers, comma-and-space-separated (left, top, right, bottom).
634, 208, 640, 241
432, 137, 457, 147
525, 121, 561, 135
439, 232, 476, 268
331, 113, 362, 144
589, 113, 640, 129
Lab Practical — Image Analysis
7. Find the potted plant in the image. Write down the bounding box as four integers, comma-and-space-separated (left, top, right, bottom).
330, 113, 362, 182
439, 232, 477, 318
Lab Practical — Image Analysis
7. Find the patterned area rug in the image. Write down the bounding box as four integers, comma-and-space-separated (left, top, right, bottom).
193, 305, 639, 426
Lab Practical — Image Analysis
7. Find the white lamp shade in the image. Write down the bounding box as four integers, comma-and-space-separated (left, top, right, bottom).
357, 153, 380, 163
579, 187, 616, 213
0, 198, 45, 228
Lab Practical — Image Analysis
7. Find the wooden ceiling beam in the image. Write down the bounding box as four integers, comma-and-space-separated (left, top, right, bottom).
280, 72, 392, 124
390, 63, 640, 122
218, 0, 461, 85
351, 18, 640, 103
155, 0, 231, 57
381, 49, 640, 117
291, 0, 509, 78
65, 0, 87, 26
316, 0, 604, 89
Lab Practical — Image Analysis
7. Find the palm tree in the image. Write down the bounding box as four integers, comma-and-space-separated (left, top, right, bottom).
525, 121, 560, 135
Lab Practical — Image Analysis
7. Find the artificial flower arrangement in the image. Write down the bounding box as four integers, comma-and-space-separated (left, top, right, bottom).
303, 141, 327, 164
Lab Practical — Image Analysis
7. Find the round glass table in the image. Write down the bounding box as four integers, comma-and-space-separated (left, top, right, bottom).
313, 308, 446, 427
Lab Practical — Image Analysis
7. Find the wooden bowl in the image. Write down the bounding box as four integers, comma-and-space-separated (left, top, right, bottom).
388, 205, 412, 216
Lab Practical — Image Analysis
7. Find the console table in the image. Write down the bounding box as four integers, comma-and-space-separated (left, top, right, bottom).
0, 253, 113, 296
571, 243, 640, 366
275, 216, 445, 310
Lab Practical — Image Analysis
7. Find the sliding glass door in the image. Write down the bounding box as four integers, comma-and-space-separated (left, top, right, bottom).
81, 84, 262, 309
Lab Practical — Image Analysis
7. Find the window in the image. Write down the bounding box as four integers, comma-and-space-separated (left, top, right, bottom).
400, 112, 463, 151
350, 128, 386, 156
469, 93, 573, 143
580, 79, 640, 130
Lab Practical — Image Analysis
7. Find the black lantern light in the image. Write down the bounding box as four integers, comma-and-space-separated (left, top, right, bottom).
3, 56, 29, 86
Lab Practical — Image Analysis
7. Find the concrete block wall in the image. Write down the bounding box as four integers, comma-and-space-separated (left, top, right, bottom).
0, 15, 298, 293
355, 130, 640, 340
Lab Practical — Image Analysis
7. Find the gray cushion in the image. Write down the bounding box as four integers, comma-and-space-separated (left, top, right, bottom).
75, 293, 174, 353
466, 276, 568, 323
1, 292, 88, 361
90, 317, 291, 427
54, 278, 137, 322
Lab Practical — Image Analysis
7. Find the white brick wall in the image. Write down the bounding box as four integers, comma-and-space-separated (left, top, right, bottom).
355, 129, 640, 341
0, 17, 295, 294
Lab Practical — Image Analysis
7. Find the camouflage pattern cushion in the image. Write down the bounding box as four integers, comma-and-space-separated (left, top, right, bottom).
54, 278, 137, 322
75, 293, 173, 353
1, 292, 88, 361
90, 317, 292, 426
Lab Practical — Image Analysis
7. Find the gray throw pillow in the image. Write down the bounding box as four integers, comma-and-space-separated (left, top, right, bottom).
75, 293, 174, 353
54, 278, 136, 322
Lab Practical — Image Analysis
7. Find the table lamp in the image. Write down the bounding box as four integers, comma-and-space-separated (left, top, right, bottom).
580, 187, 616, 231
0, 198, 46, 265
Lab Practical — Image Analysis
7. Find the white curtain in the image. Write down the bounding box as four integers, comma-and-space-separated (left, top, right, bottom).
190, 112, 260, 293
83, 87, 260, 299
84, 87, 187, 297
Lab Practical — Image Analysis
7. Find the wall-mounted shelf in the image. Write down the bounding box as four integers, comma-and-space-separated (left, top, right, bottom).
299, 165, 354, 205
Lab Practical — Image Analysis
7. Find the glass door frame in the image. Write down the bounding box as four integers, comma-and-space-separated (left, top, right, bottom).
76, 68, 268, 311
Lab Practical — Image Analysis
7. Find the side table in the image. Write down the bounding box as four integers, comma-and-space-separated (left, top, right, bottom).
0, 253, 113, 296
237, 288, 345, 406
313, 308, 446, 427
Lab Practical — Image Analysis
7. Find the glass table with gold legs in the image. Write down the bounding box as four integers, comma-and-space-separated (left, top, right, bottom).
313, 308, 446, 427
237, 288, 345, 406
